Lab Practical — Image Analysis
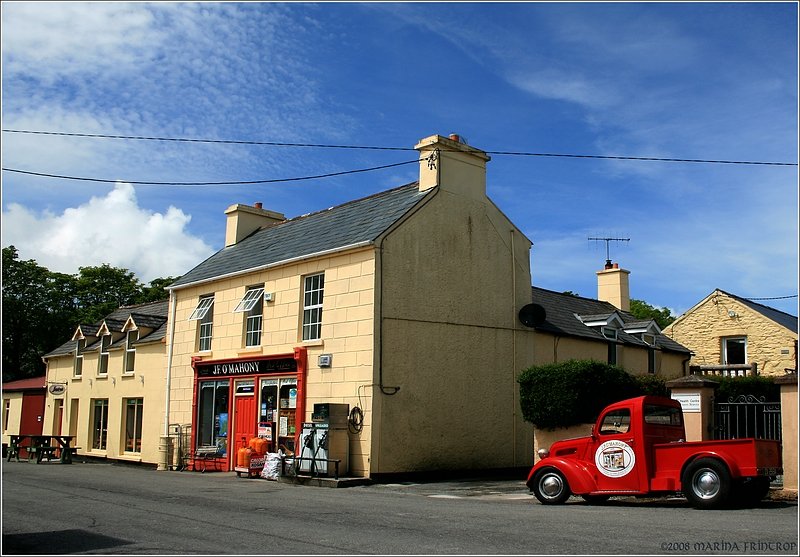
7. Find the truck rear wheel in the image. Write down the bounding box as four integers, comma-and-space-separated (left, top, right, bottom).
682, 458, 731, 509
531, 468, 571, 505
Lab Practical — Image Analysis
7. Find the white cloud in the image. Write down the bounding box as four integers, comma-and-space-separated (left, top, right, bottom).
1, 182, 213, 282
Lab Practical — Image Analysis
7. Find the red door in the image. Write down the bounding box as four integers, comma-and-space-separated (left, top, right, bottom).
591, 407, 643, 493
20, 392, 45, 458
233, 394, 256, 467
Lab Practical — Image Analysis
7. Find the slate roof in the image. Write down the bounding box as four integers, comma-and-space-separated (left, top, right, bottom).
170, 182, 432, 288
719, 289, 798, 332
43, 300, 169, 358
530, 286, 690, 354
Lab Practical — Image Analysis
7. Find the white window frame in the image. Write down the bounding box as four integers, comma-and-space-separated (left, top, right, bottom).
302, 273, 324, 341
601, 326, 618, 340
124, 398, 144, 453
74, 338, 86, 377
124, 330, 138, 374
234, 287, 264, 313
722, 336, 747, 365
188, 296, 214, 321
97, 335, 111, 376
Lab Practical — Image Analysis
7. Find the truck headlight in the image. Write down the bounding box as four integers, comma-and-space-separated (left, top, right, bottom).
537, 448, 550, 460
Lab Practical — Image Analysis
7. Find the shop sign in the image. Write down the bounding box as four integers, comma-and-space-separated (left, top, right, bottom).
196, 357, 296, 377
48, 384, 66, 395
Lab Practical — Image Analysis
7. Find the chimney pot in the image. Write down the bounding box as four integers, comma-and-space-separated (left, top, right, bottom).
449, 134, 460, 142
604, 260, 613, 270
255, 202, 263, 209
613, 263, 619, 269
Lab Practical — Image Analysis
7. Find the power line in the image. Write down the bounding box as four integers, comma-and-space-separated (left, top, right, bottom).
3, 128, 797, 167
745, 295, 798, 301
1, 159, 420, 186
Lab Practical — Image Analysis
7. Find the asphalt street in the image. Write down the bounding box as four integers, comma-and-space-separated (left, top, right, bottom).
2, 460, 797, 555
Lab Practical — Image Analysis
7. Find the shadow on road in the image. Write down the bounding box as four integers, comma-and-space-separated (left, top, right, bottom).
2, 529, 134, 555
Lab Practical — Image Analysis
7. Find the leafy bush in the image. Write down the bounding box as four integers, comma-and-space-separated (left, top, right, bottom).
632, 374, 668, 397
517, 360, 643, 430
715, 376, 780, 403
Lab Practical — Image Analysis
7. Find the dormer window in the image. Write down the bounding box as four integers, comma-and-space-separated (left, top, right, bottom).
642, 333, 656, 346
124, 330, 138, 373
602, 326, 618, 340
74, 338, 86, 377
98, 334, 111, 375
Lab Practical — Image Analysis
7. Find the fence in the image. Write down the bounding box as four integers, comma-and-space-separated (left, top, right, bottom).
714, 394, 781, 441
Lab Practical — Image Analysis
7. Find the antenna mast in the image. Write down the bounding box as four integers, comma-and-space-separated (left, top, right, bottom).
588, 236, 630, 268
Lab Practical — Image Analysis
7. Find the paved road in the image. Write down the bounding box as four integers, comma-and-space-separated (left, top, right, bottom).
2, 461, 797, 555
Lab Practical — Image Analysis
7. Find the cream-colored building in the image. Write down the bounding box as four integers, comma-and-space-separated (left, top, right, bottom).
663, 289, 798, 377
164, 134, 536, 477
528, 264, 690, 379
41, 300, 168, 464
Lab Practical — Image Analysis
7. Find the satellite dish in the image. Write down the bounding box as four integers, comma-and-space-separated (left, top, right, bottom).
519, 303, 547, 328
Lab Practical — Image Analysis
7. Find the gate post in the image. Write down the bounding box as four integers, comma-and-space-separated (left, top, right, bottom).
775, 374, 797, 492
666, 375, 719, 442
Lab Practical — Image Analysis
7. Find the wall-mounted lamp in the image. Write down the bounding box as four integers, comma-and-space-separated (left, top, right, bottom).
111, 377, 116, 386
728, 310, 737, 318
139, 375, 145, 385
88, 378, 93, 387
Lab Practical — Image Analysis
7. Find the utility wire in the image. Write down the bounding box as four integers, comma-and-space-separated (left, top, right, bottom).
2, 159, 420, 186
3, 128, 797, 167
745, 295, 798, 301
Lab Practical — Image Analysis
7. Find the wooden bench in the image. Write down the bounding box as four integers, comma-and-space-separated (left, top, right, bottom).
35, 446, 60, 463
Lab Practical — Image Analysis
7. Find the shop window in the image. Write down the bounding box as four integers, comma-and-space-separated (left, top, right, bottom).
197, 380, 229, 456
97, 335, 111, 375
124, 398, 143, 453
302, 273, 324, 341
236, 287, 264, 347
74, 338, 85, 377
124, 330, 138, 373
92, 399, 109, 450
722, 336, 747, 365
189, 295, 215, 352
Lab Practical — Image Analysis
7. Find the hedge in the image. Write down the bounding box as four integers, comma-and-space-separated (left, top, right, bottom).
714, 375, 780, 403
517, 359, 667, 430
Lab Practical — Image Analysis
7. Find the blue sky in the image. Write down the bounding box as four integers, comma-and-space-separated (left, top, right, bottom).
2, 2, 797, 317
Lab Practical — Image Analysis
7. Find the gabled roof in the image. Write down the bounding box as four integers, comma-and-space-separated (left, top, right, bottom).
170, 182, 433, 289
43, 300, 169, 359
530, 286, 690, 354
719, 289, 798, 332
2, 376, 46, 392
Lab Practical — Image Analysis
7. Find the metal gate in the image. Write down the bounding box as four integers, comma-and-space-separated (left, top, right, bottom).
714, 395, 781, 441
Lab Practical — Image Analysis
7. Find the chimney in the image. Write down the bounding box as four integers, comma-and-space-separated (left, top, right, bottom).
225, 202, 285, 247
596, 261, 631, 311
414, 133, 491, 199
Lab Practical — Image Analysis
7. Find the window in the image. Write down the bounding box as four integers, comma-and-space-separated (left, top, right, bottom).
92, 399, 109, 450
723, 337, 747, 365
197, 381, 229, 456
644, 404, 683, 426
74, 338, 86, 377
236, 287, 264, 347
189, 296, 215, 352
607, 342, 618, 365
302, 273, 324, 341
3, 399, 10, 432
599, 409, 631, 434
124, 330, 138, 373
97, 334, 111, 375
642, 333, 656, 345
124, 398, 144, 453
601, 326, 618, 340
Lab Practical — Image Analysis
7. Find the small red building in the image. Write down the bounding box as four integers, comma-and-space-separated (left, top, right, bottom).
2, 376, 48, 454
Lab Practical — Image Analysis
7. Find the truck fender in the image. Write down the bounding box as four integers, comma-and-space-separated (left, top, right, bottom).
528, 458, 597, 495
680, 451, 740, 482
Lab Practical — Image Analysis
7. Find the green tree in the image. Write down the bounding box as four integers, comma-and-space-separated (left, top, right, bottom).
137, 276, 177, 303
629, 298, 676, 329
74, 264, 143, 324
2, 246, 79, 380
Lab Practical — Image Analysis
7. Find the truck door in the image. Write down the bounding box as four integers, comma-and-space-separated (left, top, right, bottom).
592, 407, 643, 493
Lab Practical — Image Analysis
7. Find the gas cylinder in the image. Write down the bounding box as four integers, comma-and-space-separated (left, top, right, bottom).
237, 446, 254, 468
249, 437, 268, 455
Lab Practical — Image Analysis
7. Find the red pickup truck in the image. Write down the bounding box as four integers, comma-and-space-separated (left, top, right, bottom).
527, 395, 782, 508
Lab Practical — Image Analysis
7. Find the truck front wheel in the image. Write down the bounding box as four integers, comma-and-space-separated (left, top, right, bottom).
682, 458, 731, 509
531, 468, 571, 505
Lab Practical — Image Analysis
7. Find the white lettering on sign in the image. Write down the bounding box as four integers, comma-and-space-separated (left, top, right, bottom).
671, 393, 701, 413
595, 440, 636, 478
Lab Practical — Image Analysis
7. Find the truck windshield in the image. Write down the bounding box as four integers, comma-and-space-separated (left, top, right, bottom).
644, 404, 682, 426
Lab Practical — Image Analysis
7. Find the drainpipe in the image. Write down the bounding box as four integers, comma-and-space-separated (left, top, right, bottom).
158, 291, 178, 471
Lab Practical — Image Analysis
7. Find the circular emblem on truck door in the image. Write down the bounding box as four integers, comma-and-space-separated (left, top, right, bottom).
595, 440, 636, 478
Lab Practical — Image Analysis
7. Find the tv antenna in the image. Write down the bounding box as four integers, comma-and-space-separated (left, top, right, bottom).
588, 236, 630, 267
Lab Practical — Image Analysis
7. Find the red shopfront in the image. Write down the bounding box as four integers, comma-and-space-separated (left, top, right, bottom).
191, 348, 307, 471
